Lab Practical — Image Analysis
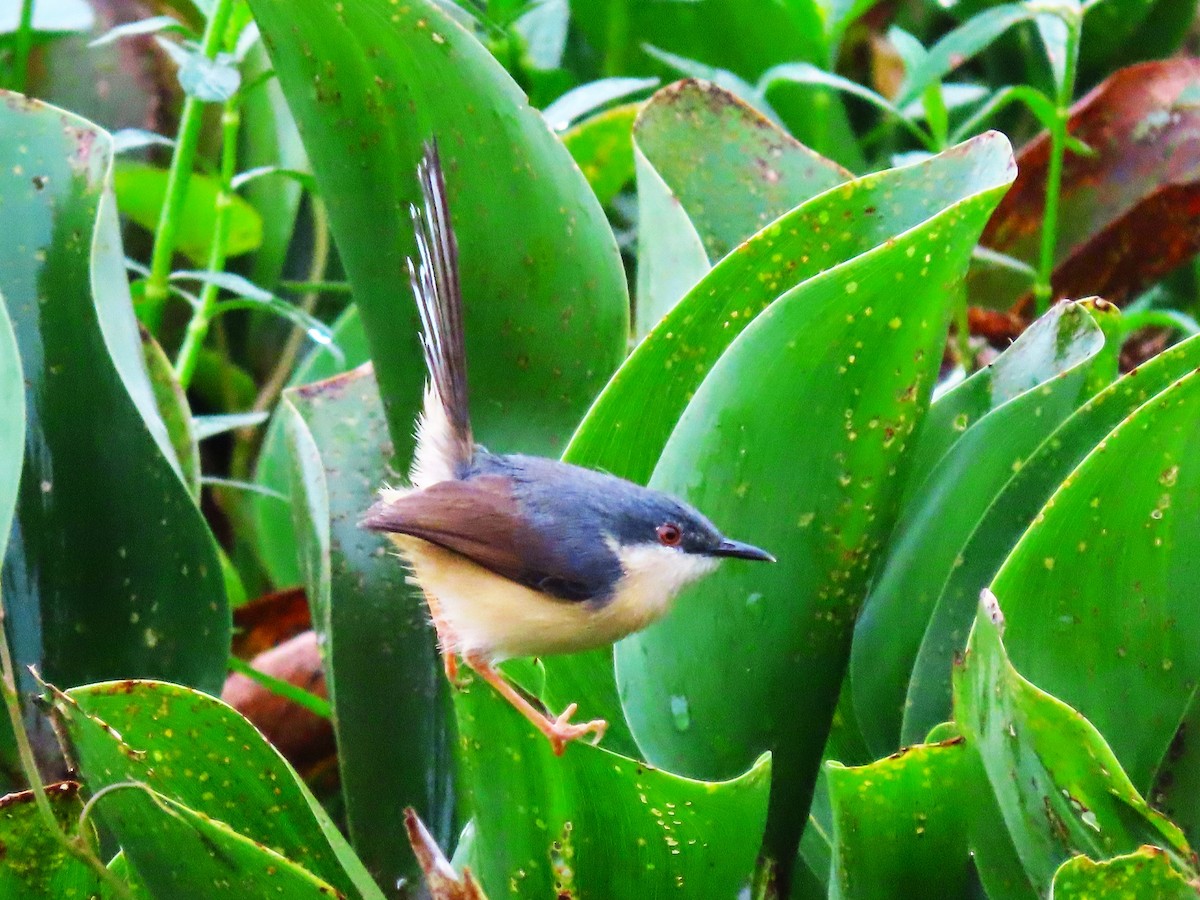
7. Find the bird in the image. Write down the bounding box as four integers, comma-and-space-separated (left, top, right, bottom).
361, 141, 775, 755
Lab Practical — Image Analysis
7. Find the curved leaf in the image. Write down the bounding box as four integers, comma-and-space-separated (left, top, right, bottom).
250, 0, 629, 460
827, 738, 971, 899
0, 783, 99, 898
0, 96, 228, 720
616, 135, 1015, 869
990, 364, 1200, 792
0, 282, 22, 567
253, 305, 370, 589
635, 80, 850, 263
282, 366, 454, 893
957, 594, 1193, 891
546, 133, 1017, 751
53, 679, 384, 900
455, 673, 771, 898
903, 332, 1200, 746
561, 103, 638, 206
1051, 847, 1197, 898
140, 326, 200, 500
851, 301, 1108, 753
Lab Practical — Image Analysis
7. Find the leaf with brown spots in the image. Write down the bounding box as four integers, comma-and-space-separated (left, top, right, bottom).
972, 59, 1200, 313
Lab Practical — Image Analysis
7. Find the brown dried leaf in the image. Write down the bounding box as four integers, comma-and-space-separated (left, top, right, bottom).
974, 58, 1200, 313
231, 586, 311, 659
404, 808, 488, 900
221, 630, 333, 773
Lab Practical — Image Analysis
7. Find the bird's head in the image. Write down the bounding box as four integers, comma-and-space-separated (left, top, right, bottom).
596, 487, 774, 611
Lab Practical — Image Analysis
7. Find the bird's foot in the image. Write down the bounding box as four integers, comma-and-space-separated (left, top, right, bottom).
546, 703, 607, 756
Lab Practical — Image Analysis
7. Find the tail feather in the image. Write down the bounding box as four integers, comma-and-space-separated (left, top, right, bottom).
408, 140, 473, 482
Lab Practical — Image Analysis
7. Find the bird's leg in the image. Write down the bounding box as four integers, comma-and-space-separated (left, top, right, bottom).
463, 651, 607, 756
422, 591, 462, 684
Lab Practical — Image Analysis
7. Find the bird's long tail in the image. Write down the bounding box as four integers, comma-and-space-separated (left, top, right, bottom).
408, 141, 474, 485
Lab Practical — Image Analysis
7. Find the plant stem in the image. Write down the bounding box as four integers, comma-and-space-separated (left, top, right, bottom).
1032, 11, 1082, 316
10, 0, 35, 93
0, 592, 131, 898
142, 0, 236, 330
175, 95, 241, 388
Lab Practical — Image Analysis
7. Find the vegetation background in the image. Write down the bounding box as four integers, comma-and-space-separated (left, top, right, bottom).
3, 0, 1200, 897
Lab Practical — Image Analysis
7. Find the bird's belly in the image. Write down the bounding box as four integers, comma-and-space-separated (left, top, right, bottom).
389, 535, 660, 661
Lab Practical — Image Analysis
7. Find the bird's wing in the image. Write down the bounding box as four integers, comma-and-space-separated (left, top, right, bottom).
361, 476, 615, 603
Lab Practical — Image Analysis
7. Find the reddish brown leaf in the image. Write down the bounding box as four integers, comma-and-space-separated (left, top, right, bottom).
404, 808, 489, 900
974, 58, 1200, 313
221, 630, 334, 773
231, 586, 311, 659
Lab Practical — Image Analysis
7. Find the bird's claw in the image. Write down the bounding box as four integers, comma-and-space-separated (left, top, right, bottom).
547, 703, 607, 756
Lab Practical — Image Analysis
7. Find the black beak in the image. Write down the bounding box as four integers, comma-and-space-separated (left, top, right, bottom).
711, 538, 775, 562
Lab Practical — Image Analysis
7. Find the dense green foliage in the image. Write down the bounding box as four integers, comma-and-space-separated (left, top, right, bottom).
3, 0, 1200, 897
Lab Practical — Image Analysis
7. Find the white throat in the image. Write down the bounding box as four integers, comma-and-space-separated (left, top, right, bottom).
607, 541, 720, 627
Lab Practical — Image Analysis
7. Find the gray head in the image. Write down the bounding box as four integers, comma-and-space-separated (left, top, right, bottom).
467, 452, 773, 605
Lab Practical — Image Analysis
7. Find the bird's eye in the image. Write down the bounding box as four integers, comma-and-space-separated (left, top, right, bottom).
657, 523, 683, 547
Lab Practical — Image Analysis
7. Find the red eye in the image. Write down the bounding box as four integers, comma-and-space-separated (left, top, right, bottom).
657, 523, 682, 547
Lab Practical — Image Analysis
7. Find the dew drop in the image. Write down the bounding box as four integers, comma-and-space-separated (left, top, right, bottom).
669, 695, 691, 732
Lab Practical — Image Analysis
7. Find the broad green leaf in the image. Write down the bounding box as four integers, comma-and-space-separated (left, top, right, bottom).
0, 783, 100, 898
990, 365, 1200, 792
956, 593, 1193, 891
547, 133, 1017, 749
902, 332, 1200, 745
53, 679, 385, 900
88, 784, 343, 898
542, 77, 657, 130
826, 737, 971, 899
282, 366, 455, 893
632, 145, 710, 339
253, 305, 370, 588
455, 671, 771, 898
250, 0, 628, 461
561, 103, 638, 207
113, 160, 263, 264
634, 80, 850, 263
852, 301, 1108, 754
617, 135, 1015, 868
1051, 847, 1197, 898
0, 97, 228, 714
141, 327, 200, 499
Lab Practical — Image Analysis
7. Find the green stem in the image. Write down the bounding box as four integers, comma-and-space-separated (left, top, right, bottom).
1032, 12, 1082, 316
175, 96, 241, 388
227, 656, 332, 719
0, 592, 131, 898
10, 0, 35, 93
603, 0, 629, 77
143, 0, 236, 330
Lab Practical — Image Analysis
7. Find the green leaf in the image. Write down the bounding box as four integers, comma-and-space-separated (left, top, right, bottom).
88, 783, 344, 898
561, 103, 638, 207
0, 97, 228, 706
546, 134, 1017, 749
252, 305, 371, 589
903, 331, 1200, 747
454, 673, 771, 898
898, 5, 1039, 107
616, 134, 1015, 868
826, 737, 972, 899
250, 0, 629, 462
0, 783, 100, 898
1051, 847, 1198, 898
542, 76, 657, 130
113, 160, 263, 264
851, 301, 1108, 754
0, 278, 22, 568
54, 679, 385, 900
989, 363, 1200, 792
956, 592, 1193, 891
140, 326, 201, 500
634, 80, 850, 263
282, 367, 455, 893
